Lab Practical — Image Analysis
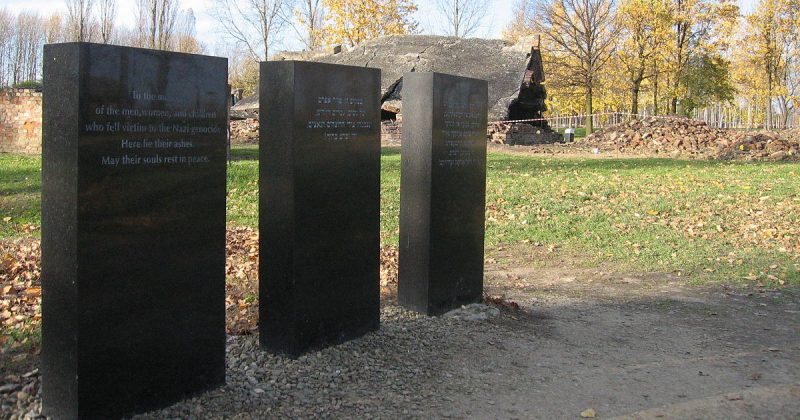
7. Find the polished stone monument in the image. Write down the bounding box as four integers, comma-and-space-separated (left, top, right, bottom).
41, 43, 228, 418
398, 72, 488, 316
259, 61, 381, 357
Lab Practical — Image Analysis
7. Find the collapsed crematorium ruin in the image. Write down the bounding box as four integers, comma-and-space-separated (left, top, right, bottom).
230, 35, 561, 145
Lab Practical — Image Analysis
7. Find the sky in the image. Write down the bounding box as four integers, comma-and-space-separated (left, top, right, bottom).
0, 0, 760, 57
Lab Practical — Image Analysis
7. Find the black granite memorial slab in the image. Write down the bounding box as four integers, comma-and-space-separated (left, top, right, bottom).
259, 61, 381, 357
41, 43, 228, 419
398, 72, 488, 316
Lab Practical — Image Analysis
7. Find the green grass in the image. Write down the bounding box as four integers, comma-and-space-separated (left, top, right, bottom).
0, 154, 41, 238
227, 145, 259, 226
380, 148, 402, 242
478, 155, 800, 285
3, 148, 799, 286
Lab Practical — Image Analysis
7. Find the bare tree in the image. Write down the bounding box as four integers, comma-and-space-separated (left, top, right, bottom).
211, 0, 295, 61
135, 0, 180, 50
174, 8, 204, 53
25, 16, 46, 82
9, 12, 45, 84
10, 16, 23, 83
292, 0, 325, 50
44, 13, 67, 44
532, 0, 619, 134
97, 0, 117, 43
777, 36, 800, 127
114, 26, 138, 48
0, 9, 14, 87
65, 0, 95, 42
434, 0, 488, 38
224, 44, 260, 94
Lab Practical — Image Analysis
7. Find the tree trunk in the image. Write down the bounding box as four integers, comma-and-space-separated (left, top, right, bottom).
653, 72, 658, 116
454, 0, 460, 37
779, 98, 790, 128
585, 85, 594, 135
631, 83, 640, 115
766, 65, 773, 129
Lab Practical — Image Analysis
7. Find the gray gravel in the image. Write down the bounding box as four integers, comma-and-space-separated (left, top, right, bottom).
136, 305, 501, 419
1, 368, 40, 419
3, 305, 504, 419
443, 303, 500, 321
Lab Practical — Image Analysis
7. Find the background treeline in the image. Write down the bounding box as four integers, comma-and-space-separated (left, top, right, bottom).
504, 0, 799, 130
0, 0, 201, 89
0, 0, 423, 94
0, 0, 797, 129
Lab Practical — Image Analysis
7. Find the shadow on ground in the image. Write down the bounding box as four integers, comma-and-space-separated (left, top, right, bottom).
130, 256, 800, 419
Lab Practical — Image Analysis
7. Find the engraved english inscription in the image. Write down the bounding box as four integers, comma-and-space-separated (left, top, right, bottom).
84, 91, 221, 167
41, 43, 227, 419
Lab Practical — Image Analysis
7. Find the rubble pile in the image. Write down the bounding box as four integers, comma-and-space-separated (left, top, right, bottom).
583, 117, 728, 157
229, 118, 259, 144
487, 122, 562, 145
583, 117, 800, 160
228, 119, 406, 146
381, 120, 402, 146
717, 130, 800, 160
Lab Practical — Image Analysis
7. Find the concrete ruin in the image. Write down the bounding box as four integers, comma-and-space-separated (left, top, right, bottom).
231, 34, 561, 144
236, 36, 539, 119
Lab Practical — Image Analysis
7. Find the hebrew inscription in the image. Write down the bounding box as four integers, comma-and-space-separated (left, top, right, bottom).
439, 99, 483, 167
306, 96, 372, 142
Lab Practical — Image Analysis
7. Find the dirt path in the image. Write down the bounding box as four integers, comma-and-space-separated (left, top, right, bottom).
432, 254, 800, 419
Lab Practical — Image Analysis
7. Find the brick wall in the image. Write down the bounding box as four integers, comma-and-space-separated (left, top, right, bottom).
0, 89, 42, 154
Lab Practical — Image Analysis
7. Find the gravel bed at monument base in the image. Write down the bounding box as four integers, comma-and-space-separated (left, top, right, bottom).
3, 304, 502, 419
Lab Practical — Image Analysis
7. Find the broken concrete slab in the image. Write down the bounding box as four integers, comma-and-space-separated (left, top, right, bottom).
234, 35, 534, 122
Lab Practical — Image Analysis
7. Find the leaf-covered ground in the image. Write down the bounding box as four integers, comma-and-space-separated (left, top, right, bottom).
479, 155, 800, 286
0, 240, 40, 352
1, 147, 799, 351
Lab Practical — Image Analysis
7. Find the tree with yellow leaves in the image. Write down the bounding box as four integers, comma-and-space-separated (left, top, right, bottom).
666, 0, 738, 114
322, 0, 418, 47
531, 0, 620, 134
736, 0, 799, 128
293, 0, 326, 50
616, 0, 672, 114
501, 0, 533, 44
504, 0, 740, 121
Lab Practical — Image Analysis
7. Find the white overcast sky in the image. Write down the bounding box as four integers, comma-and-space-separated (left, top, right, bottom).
0, 0, 759, 57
